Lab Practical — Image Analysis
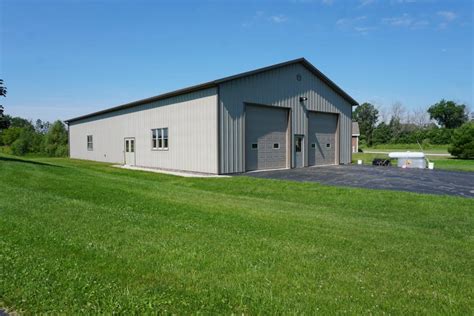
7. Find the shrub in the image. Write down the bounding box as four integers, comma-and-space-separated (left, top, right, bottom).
1, 127, 23, 145
11, 137, 30, 155
44, 120, 68, 157
54, 144, 69, 157
448, 122, 474, 159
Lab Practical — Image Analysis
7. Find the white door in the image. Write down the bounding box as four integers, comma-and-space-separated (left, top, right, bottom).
294, 135, 304, 168
124, 138, 135, 166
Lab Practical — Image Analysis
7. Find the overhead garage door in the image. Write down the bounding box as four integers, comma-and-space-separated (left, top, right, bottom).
245, 105, 288, 171
308, 112, 338, 166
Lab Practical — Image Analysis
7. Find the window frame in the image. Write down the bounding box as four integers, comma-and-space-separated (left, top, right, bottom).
87, 135, 93, 151
151, 128, 169, 151
273, 143, 280, 149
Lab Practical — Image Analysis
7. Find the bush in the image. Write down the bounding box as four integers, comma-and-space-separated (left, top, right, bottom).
54, 144, 69, 157
11, 137, 30, 155
1, 127, 23, 145
448, 122, 474, 159
44, 120, 68, 157
0, 117, 69, 157
8, 128, 43, 156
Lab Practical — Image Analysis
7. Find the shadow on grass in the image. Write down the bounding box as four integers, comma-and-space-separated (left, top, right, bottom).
0, 156, 63, 168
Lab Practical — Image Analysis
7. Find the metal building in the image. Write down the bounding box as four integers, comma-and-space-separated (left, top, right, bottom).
66, 58, 358, 174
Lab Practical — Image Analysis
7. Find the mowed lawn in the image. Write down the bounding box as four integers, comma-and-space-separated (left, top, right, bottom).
353, 152, 474, 172
0, 155, 473, 314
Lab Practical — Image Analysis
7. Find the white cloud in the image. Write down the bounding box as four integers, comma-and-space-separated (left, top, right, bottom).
436, 11, 457, 29
242, 11, 288, 27
381, 13, 431, 30
336, 16, 374, 34
412, 19, 429, 28
269, 14, 288, 24
359, 0, 376, 6
336, 16, 367, 26
353, 26, 376, 34
382, 13, 413, 27
437, 11, 457, 21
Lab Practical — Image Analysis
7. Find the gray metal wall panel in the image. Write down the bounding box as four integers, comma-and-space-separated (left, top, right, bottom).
219, 63, 352, 174
69, 87, 218, 174
245, 105, 288, 171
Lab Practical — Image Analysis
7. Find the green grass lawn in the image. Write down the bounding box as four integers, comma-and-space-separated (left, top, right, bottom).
352, 152, 474, 172
361, 143, 449, 154
1, 154, 473, 314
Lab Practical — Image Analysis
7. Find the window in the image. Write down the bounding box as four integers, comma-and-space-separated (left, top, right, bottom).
251, 143, 258, 150
163, 128, 168, 148
152, 129, 157, 149
326, 143, 331, 148
151, 128, 169, 150
295, 137, 302, 153
273, 143, 280, 149
311, 143, 316, 148
87, 135, 93, 151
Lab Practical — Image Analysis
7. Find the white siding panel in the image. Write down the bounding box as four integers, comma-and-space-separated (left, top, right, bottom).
69, 87, 218, 174
219, 63, 353, 174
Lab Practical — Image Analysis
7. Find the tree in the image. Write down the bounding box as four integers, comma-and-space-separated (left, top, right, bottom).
353, 102, 379, 146
448, 122, 474, 159
428, 99, 468, 129
10, 116, 34, 129
0, 79, 6, 97
0, 106, 10, 130
35, 119, 51, 134
44, 120, 68, 157
412, 106, 430, 127
388, 102, 408, 141
0, 79, 8, 130
1, 127, 23, 145
372, 122, 392, 145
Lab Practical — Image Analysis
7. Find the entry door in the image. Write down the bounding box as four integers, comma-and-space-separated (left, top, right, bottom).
294, 135, 304, 168
124, 138, 135, 166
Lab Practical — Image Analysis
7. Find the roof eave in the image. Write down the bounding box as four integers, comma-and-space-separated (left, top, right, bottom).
65, 81, 217, 123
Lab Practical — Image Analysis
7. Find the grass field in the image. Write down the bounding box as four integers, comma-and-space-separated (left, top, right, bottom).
361, 143, 449, 154
352, 152, 474, 172
1, 154, 473, 314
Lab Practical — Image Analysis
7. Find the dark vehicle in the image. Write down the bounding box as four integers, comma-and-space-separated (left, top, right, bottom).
372, 158, 392, 166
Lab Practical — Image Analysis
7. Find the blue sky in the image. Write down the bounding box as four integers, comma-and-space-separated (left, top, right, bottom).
1, 0, 472, 122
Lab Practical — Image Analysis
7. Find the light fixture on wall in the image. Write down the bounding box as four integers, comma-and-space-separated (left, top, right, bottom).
299, 97, 308, 102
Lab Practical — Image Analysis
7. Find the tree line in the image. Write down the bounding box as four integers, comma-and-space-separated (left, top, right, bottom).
0, 116, 69, 157
0, 79, 68, 157
1, 78, 472, 159
353, 99, 473, 158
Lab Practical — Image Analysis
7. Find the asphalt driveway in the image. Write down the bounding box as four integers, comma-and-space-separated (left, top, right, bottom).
247, 165, 474, 198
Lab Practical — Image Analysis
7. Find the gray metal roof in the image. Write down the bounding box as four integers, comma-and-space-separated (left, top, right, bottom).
65, 58, 359, 123
352, 121, 360, 136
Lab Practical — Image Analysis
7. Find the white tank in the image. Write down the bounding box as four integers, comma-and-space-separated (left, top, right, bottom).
388, 152, 425, 158
388, 152, 426, 169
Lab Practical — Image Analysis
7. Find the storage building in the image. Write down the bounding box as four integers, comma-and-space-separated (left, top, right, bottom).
66, 58, 358, 174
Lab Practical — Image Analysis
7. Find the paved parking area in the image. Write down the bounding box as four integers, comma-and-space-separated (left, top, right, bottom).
247, 165, 474, 198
